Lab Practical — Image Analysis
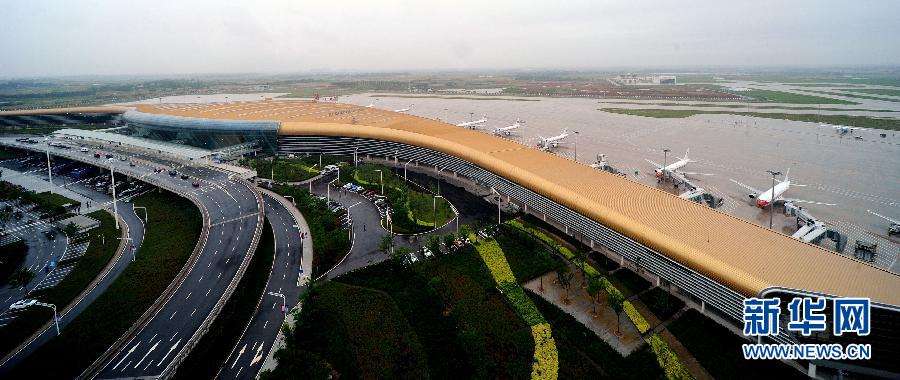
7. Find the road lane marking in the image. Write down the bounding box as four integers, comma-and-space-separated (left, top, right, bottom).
133, 341, 159, 368
111, 342, 140, 370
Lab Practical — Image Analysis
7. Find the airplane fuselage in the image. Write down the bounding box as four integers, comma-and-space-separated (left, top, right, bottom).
655, 158, 690, 177
456, 118, 487, 129
755, 180, 791, 208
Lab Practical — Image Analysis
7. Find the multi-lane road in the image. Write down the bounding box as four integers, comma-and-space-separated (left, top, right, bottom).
217, 190, 311, 379
0, 137, 266, 378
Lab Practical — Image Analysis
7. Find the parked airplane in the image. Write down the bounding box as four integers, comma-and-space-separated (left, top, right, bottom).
365, 103, 375, 108
730, 170, 835, 208
821, 123, 860, 135
394, 105, 412, 113
456, 116, 487, 129
493, 119, 524, 136
536, 129, 570, 151
645, 149, 711, 179
868, 210, 900, 236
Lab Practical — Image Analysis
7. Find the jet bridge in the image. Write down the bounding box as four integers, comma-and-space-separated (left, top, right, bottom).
785, 201, 830, 244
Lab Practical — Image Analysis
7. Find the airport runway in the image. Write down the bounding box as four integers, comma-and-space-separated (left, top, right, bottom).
217, 191, 309, 380
344, 93, 900, 272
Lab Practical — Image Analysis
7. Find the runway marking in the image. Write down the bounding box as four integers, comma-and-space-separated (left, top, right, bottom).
190, 308, 197, 317
185, 292, 191, 300
170, 311, 177, 320
206, 288, 211, 297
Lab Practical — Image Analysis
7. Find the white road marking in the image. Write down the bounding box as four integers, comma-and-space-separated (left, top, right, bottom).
111, 342, 140, 370
133, 341, 159, 368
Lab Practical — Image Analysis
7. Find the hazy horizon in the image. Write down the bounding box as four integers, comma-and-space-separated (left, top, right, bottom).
3, 0, 900, 78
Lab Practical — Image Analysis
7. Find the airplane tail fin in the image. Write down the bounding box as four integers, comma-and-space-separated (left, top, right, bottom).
785, 168, 790, 182
684, 148, 690, 161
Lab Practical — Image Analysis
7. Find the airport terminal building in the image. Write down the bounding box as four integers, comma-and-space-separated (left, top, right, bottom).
4, 100, 899, 376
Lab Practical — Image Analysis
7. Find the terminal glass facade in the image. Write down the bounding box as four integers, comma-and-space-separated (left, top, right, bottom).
121, 110, 279, 153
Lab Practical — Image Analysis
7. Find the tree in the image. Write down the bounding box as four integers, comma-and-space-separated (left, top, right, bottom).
556, 266, 574, 304
608, 289, 626, 334
458, 224, 472, 241
378, 235, 394, 255
62, 222, 79, 238
587, 276, 603, 315
427, 234, 442, 255
394, 246, 413, 266
573, 250, 587, 287
442, 232, 456, 252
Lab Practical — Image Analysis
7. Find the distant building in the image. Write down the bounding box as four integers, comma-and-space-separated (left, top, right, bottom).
615, 74, 677, 85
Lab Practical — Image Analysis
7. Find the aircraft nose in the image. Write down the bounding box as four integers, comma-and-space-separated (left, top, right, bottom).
757, 199, 769, 208
655, 170, 663, 178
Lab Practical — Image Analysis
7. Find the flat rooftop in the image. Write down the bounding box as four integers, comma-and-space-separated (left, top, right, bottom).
53, 128, 213, 161
134, 100, 900, 306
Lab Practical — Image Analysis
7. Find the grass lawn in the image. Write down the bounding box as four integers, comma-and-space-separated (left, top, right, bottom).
7, 190, 201, 378
0, 211, 120, 357
801, 89, 900, 103
494, 224, 563, 281
838, 88, 900, 97
266, 281, 430, 379
637, 287, 685, 321
600, 108, 900, 131
347, 163, 453, 234
272, 185, 349, 276
668, 309, 803, 379
174, 220, 275, 379
728, 88, 857, 105
531, 293, 664, 379
245, 157, 320, 183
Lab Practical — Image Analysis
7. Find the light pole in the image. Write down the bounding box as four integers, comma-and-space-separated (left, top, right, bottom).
573, 130, 579, 162
662, 148, 670, 168
10, 299, 59, 335
326, 179, 337, 202
284, 195, 295, 206
432, 195, 445, 228
45, 146, 54, 193
490, 187, 501, 225
133, 205, 148, 222
268, 292, 287, 314
403, 159, 414, 181
766, 170, 782, 230
374, 169, 384, 195
110, 165, 119, 230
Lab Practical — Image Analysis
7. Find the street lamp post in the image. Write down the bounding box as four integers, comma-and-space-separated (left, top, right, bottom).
573, 131, 579, 162
110, 165, 119, 230
432, 195, 444, 228
133, 206, 148, 222
490, 187, 501, 225
662, 148, 670, 168
10, 300, 59, 335
766, 170, 782, 230
45, 147, 54, 193
403, 159, 414, 181
374, 170, 384, 195
284, 195, 295, 206
326, 179, 337, 202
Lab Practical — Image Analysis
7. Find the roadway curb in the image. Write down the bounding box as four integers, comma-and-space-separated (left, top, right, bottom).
81, 184, 213, 379
0, 208, 131, 368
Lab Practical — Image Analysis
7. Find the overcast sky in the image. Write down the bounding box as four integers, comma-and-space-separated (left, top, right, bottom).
2, 0, 899, 78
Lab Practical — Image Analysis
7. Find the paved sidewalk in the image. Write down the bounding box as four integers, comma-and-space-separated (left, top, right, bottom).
523, 269, 644, 356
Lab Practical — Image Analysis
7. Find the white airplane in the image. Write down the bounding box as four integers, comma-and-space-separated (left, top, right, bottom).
645, 149, 713, 183
493, 119, 525, 136
365, 103, 375, 108
820, 123, 859, 135
730, 170, 835, 208
456, 116, 487, 129
394, 105, 412, 113
867, 210, 900, 236
537, 129, 570, 151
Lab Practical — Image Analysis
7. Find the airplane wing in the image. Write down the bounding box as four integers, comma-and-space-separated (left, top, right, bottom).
645, 159, 663, 169
679, 171, 715, 176
729, 179, 762, 194
784, 198, 836, 206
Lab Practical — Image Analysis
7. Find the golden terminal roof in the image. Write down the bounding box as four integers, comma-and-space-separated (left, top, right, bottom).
135, 100, 900, 306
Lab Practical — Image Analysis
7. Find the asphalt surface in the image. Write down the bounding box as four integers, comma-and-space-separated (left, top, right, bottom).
0, 203, 144, 372
0, 138, 265, 378
217, 191, 310, 379
309, 173, 388, 280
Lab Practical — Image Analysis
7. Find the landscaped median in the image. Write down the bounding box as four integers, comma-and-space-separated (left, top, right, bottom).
473, 237, 558, 380
506, 219, 693, 380
6, 190, 202, 378
342, 163, 454, 234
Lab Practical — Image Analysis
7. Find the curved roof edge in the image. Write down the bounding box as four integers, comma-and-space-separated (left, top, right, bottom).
278, 120, 900, 307
0, 106, 129, 116
122, 110, 280, 132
